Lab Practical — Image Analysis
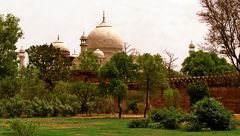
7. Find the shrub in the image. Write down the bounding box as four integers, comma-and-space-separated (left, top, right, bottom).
31, 97, 53, 117
127, 100, 138, 114
163, 88, 181, 108
187, 81, 209, 106
5, 96, 24, 118
192, 97, 235, 130
59, 104, 75, 117
179, 115, 202, 131
128, 119, 149, 128
148, 107, 187, 129
148, 122, 163, 129
10, 119, 37, 136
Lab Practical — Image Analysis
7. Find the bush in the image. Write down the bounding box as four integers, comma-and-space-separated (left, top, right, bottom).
148, 122, 163, 129
163, 88, 181, 108
127, 100, 138, 114
31, 97, 53, 117
187, 81, 209, 106
148, 107, 187, 129
59, 104, 75, 117
10, 119, 37, 136
192, 97, 235, 130
128, 119, 149, 128
5, 96, 24, 118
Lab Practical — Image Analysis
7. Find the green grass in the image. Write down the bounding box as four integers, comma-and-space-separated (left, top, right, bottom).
0, 117, 240, 136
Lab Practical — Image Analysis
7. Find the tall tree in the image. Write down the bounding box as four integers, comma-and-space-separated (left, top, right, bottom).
181, 51, 235, 76
198, 0, 240, 72
137, 53, 167, 117
70, 81, 97, 116
99, 52, 136, 118
163, 50, 178, 78
0, 14, 23, 78
27, 44, 71, 90
79, 51, 100, 73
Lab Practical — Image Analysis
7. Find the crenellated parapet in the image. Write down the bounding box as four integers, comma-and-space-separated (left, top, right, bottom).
169, 73, 240, 88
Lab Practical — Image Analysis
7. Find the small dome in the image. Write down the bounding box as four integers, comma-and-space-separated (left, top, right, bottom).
52, 35, 69, 52
94, 49, 105, 59
189, 41, 195, 49
19, 47, 25, 53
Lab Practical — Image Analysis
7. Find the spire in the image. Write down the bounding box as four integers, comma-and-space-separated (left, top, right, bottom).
102, 11, 106, 23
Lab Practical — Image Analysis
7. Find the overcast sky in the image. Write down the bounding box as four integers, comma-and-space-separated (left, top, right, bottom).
0, 0, 208, 70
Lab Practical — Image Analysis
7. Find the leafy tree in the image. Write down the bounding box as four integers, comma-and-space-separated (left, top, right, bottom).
70, 81, 97, 115
0, 14, 23, 99
26, 44, 71, 90
0, 14, 23, 79
79, 51, 100, 73
187, 81, 209, 106
198, 0, 240, 72
137, 53, 167, 117
181, 51, 235, 76
19, 68, 47, 100
0, 76, 21, 99
99, 52, 135, 118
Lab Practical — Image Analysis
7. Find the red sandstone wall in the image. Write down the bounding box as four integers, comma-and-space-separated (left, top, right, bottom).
148, 87, 240, 113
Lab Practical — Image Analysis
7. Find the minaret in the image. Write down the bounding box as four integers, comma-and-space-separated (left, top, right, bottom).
189, 41, 195, 55
18, 47, 25, 70
80, 32, 88, 53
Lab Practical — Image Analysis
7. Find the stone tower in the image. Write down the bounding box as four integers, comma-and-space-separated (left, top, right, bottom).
18, 47, 25, 70
80, 32, 88, 53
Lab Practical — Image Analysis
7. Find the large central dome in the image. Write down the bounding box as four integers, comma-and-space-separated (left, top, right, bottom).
86, 13, 123, 62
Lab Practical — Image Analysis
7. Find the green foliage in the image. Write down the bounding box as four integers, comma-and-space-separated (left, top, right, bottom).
70, 81, 97, 115
79, 51, 100, 72
181, 51, 235, 76
26, 44, 71, 90
128, 119, 150, 128
137, 53, 167, 117
163, 88, 181, 108
19, 68, 48, 100
148, 108, 187, 129
30, 97, 53, 117
187, 81, 209, 106
0, 76, 21, 99
0, 14, 23, 79
192, 97, 235, 130
113, 80, 128, 118
4, 96, 24, 117
99, 52, 135, 117
10, 119, 37, 136
127, 100, 138, 114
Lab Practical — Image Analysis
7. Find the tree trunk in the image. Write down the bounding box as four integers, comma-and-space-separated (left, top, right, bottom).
118, 97, 122, 118
144, 79, 150, 118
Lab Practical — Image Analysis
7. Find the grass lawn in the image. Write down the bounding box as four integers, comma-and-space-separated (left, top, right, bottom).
0, 116, 240, 136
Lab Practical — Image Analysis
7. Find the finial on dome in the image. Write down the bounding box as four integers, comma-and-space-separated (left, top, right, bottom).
102, 11, 106, 23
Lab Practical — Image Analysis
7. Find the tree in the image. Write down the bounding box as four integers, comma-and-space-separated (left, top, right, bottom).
181, 51, 235, 76
19, 68, 47, 100
26, 44, 71, 90
0, 76, 21, 99
163, 50, 178, 78
187, 81, 209, 106
198, 0, 240, 72
113, 80, 128, 118
70, 81, 97, 115
99, 52, 136, 118
79, 51, 100, 73
0, 14, 23, 78
137, 53, 167, 117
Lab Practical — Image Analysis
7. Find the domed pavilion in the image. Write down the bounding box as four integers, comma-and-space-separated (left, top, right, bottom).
80, 12, 124, 63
